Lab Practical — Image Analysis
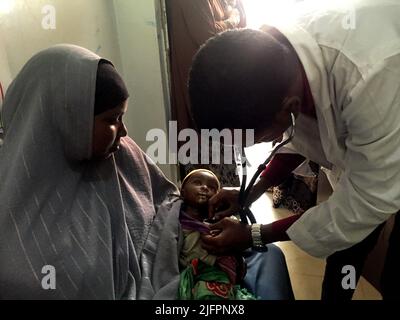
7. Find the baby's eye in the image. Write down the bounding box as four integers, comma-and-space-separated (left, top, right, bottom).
192, 179, 202, 185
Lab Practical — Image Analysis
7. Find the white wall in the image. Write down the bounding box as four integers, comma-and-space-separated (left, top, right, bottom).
112, 0, 175, 181
0, 0, 177, 181
0, 0, 123, 75
0, 42, 12, 91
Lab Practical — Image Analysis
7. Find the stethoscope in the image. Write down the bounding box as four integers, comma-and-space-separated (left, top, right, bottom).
238, 113, 296, 224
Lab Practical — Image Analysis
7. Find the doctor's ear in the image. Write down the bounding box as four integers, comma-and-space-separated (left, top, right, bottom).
282, 96, 301, 117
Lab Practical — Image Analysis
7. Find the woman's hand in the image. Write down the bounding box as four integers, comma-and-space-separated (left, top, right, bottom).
201, 218, 252, 255
208, 189, 240, 220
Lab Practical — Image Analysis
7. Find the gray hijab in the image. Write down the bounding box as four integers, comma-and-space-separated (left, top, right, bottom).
0, 44, 177, 299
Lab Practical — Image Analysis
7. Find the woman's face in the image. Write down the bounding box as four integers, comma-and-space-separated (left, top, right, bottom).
92, 100, 128, 159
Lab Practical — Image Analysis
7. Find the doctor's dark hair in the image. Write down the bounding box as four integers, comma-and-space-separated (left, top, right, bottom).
189, 29, 297, 131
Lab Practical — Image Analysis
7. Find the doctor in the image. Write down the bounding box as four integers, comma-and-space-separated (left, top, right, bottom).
188, 0, 400, 300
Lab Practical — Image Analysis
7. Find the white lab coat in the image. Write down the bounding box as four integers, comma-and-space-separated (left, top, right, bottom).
270, 0, 400, 258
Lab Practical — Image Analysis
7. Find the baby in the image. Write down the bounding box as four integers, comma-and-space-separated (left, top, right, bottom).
178, 169, 256, 300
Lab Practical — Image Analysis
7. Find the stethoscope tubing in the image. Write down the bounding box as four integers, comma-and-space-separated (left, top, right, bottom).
238, 113, 296, 224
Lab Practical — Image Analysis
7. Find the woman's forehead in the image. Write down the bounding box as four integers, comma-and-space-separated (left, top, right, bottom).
97, 100, 128, 117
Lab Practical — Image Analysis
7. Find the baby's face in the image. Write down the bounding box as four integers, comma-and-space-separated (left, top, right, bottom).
181, 172, 219, 207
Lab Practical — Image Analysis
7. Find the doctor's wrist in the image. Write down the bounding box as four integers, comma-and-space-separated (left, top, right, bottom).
249, 223, 285, 246
249, 224, 272, 252
260, 223, 274, 245
259, 215, 301, 244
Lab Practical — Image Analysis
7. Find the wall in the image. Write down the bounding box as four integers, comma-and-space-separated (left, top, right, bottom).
112, 0, 175, 181
0, 42, 11, 91
0, 0, 123, 75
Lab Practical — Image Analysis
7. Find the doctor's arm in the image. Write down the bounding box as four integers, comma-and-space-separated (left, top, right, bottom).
287, 71, 400, 258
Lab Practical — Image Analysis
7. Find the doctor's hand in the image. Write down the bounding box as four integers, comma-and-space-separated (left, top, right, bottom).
208, 189, 240, 220
201, 218, 252, 255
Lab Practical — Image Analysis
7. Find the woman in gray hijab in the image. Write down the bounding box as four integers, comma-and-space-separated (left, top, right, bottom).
0, 44, 178, 299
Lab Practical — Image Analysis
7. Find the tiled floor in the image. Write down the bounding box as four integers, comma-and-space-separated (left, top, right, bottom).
261, 193, 382, 300
244, 143, 382, 300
